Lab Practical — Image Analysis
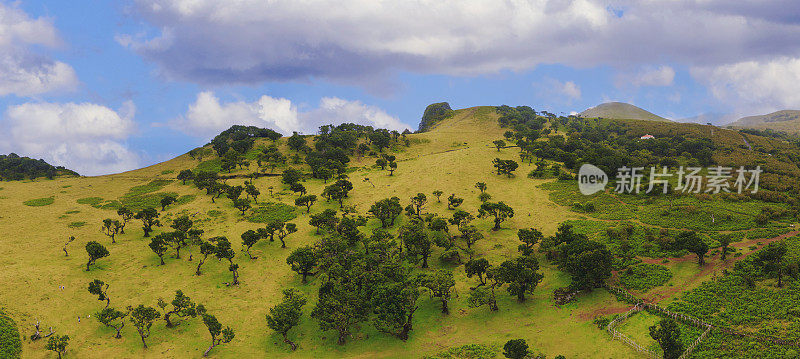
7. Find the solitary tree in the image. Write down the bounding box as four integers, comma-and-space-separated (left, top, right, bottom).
195, 240, 217, 276
277, 223, 298, 248
503, 339, 529, 359
323, 184, 347, 209
416, 270, 455, 314
311, 278, 369, 345
432, 190, 444, 202
447, 194, 464, 209
388, 161, 397, 176
372, 281, 420, 341
85, 241, 109, 271
88, 279, 111, 308
97, 307, 128, 338
149, 234, 169, 265
63, 236, 75, 256
718, 235, 733, 261
240, 230, 261, 259
214, 237, 240, 285
475, 182, 487, 193
369, 197, 403, 228
266, 289, 307, 350
287, 246, 318, 283
465, 258, 491, 288
295, 195, 317, 213
128, 304, 161, 348
160, 195, 177, 211
177, 169, 194, 184
493, 140, 506, 151
517, 228, 543, 256
161, 290, 200, 327
245, 183, 260, 203
495, 255, 544, 302
649, 318, 684, 359
233, 198, 252, 215
400, 220, 432, 268
410, 193, 427, 217
755, 241, 788, 287
45, 335, 70, 359
202, 313, 235, 356
101, 219, 122, 244
134, 208, 161, 237
492, 158, 519, 177
478, 201, 515, 231
677, 231, 709, 265
117, 206, 133, 233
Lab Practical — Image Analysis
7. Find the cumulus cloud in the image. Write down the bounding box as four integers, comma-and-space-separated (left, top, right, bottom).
0, 2, 78, 97
616, 66, 675, 87
0, 102, 140, 175
691, 57, 800, 114
171, 92, 411, 139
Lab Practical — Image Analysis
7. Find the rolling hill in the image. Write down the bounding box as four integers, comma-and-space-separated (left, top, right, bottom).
1, 105, 799, 359
728, 110, 800, 135
578, 102, 671, 122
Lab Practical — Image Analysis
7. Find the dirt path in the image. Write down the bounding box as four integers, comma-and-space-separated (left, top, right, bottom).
577, 230, 799, 319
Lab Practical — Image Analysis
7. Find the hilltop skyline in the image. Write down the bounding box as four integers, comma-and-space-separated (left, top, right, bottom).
2, 1, 800, 175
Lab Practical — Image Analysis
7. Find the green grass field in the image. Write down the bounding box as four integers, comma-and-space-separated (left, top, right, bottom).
1, 106, 797, 358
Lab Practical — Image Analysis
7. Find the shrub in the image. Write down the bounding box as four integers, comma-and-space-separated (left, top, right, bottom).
618, 263, 672, 291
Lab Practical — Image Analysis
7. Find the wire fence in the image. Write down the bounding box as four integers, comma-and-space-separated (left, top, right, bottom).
603, 284, 800, 358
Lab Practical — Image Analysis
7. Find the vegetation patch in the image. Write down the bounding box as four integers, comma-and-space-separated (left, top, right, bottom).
161, 170, 174, 175
619, 264, 672, 291
65, 210, 80, 214
77, 196, 104, 207
67, 221, 86, 228
0, 310, 22, 358
207, 209, 224, 217
246, 202, 297, 223
195, 158, 222, 173
423, 344, 499, 359
23, 197, 54, 207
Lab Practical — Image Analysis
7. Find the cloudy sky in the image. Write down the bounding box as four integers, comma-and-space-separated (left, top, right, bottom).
1, 0, 800, 175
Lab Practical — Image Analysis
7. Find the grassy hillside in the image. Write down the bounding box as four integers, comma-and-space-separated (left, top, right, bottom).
579, 102, 671, 122
728, 110, 800, 135
1, 105, 799, 358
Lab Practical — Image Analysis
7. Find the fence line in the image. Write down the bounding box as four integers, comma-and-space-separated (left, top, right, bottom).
603, 284, 800, 356
605, 303, 660, 358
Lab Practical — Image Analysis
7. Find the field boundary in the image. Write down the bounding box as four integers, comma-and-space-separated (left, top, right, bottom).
605, 284, 799, 358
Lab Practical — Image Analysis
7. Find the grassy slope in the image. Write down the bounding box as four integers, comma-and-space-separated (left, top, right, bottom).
579, 102, 671, 122
728, 110, 800, 135
0, 106, 642, 358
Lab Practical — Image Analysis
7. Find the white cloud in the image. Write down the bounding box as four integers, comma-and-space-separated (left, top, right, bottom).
1, 102, 139, 175
123, 1, 800, 90
0, 2, 78, 97
691, 57, 800, 113
617, 66, 675, 87
558, 81, 582, 100
172, 92, 411, 138
537, 78, 581, 103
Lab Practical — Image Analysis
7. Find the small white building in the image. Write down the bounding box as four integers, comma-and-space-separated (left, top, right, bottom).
640, 134, 655, 140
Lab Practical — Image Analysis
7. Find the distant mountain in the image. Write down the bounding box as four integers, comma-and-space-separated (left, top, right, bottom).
728, 110, 800, 135
679, 113, 739, 126
578, 102, 670, 122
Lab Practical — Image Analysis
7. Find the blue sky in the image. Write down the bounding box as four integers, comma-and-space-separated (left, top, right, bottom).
2, 1, 800, 175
